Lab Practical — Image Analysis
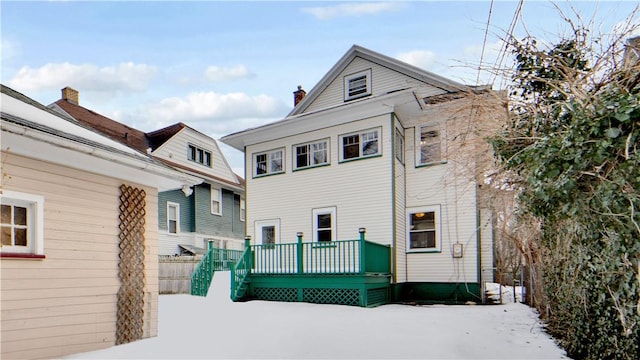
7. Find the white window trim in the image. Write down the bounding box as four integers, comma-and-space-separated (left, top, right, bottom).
167, 202, 180, 235
344, 69, 372, 101
395, 127, 405, 164
312, 206, 337, 242
339, 127, 381, 162
0, 190, 45, 255
253, 148, 285, 177
293, 138, 330, 170
406, 205, 442, 253
416, 123, 446, 166
255, 219, 280, 245
240, 198, 246, 222
211, 187, 222, 216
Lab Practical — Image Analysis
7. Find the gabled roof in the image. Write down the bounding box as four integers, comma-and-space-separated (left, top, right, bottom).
288, 44, 469, 116
52, 98, 151, 153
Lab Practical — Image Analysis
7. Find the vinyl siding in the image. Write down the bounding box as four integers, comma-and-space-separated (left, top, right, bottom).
393, 120, 407, 284
0, 153, 159, 360
305, 57, 446, 113
194, 186, 245, 239
246, 114, 394, 245
151, 128, 238, 184
402, 116, 480, 284
158, 189, 195, 233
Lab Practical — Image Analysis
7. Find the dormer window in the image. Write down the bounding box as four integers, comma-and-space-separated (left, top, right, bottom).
344, 69, 372, 101
188, 144, 212, 167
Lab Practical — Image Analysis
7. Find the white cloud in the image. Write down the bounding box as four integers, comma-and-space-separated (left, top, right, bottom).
302, 2, 402, 20
135, 91, 289, 136
7, 62, 157, 92
205, 65, 254, 82
396, 50, 438, 70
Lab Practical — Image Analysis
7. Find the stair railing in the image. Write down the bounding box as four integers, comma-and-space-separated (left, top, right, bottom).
230, 236, 253, 301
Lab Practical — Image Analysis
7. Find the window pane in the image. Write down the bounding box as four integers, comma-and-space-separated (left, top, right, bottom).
169, 221, 177, 234
14, 206, 27, 226
197, 149, 204, 163
15, 228, 27, 246
412, 212, 435, 230
317, 213, 331, 229
1, 205, 10, 224
269, 151, 282, 172
410, 231, 435, 249
296, 145, 309, 168
318, 229, 332, 242
205, 152, 211, 167
420, 128, 441, 164
256, 154, 267, 175
343, 135, 360, 159
312, 142, 327, 165
188, 145, 196, 161
349, 75, 367, 96
168, 206, 176, 220
262, 226, 275, 245
1, 226, 11, 245
362, 131, 378, 156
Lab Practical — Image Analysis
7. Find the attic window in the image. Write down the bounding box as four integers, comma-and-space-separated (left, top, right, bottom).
344, 69, 372, 101
188, 144, 212, 167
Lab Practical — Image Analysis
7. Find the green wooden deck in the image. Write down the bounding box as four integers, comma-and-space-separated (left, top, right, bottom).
192, 229, 392, 307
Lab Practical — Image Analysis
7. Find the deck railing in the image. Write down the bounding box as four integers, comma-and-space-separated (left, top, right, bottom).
250, 228, 391, 275
190, 246, 243, 296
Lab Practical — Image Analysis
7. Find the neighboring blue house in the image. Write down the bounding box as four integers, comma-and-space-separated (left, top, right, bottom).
50, 87, 246, 255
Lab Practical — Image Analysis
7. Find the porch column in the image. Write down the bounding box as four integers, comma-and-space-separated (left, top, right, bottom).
296, 232, 304, 274
359, 228, 366, 274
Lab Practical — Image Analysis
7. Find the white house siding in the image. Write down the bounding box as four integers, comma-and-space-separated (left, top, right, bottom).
402, 120, 481, 284
246, 114, 395, 246
152, 128, 238, 185
305, 57, 446, 113
0, 153, 159, 359
479, 207, 494, 284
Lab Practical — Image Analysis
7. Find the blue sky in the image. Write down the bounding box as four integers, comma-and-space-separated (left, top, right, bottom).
2, 1, 638, 174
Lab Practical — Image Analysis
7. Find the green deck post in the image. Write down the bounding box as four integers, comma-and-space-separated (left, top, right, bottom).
244, 236, 252, 269
296, 232, 304, 274
359, 228, 366, 274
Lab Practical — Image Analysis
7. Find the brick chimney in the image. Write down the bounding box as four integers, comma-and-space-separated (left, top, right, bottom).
61, 86, 79, 104
293, 85, 306, 106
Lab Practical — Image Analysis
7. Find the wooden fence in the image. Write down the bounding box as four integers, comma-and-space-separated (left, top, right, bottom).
159, 255, 203, 294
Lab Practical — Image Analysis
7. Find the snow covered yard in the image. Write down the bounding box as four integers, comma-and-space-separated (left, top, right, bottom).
66, 272, 569, 359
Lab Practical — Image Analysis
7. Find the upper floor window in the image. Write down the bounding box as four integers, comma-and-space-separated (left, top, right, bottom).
294, 139, 329, 170
418, 124, 443, 165
0, 190, 45, 256
339, 127, 381, 161
254, 148, 284, 177
188, 144, 212, 167
395, 128, 404, 163
240, 198, 246, 222
344, 69, 372, 101
167, 202, 180, 234
211, 187, 222, 215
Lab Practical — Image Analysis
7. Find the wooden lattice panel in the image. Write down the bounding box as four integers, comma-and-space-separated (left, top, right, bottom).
116, 184, 146, 345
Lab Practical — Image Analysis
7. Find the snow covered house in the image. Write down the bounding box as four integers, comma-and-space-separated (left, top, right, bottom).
0, 85, 201, 359
220, 45, 499, 306
49, 88, 246, 255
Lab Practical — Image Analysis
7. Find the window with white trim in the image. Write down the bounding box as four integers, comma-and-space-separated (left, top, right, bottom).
211, 187, 222, 215
344, 69, 372, 101
294, 139, 329, 170
0, 190, 45, 255
240, 198, 246, 222
418, 124, 443, 165
167, 202, 180, 234
395, 128, 404, 163
340, 128, 381, 161
255, 219, 280, 245
254, 148, 284, 177
188, 144, 212, 167
312, 207, 336, 242
407, 206, 441, 252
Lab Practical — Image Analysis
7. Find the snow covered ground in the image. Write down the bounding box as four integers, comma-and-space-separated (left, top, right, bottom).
66, 272, 569, 359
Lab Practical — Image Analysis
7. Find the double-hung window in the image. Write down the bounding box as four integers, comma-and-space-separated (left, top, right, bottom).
294, 139, 329, 170
344, 69, 372, 101
340, 128, 381, 161
254, 148, 284, 177
312, 207, 336, 242
0, 190, 44, 256
255, 219, 280, 246
211, 187, 222, 215
407, 206, 441, 252
395, 128, 405, 163
418, 124, 443, 165
240, 198, 246, 222
167, 202, 180, 234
